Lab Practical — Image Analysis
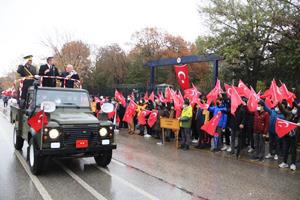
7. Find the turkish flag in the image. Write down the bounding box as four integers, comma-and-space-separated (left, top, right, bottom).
149, 92, 155, 103
225, 84, 245, 115
177, 90, 184, 106
280, 83, 296, 107
262, 79, 282, 106
174, 64, 190, 90
184, 84, 201, 107
144, 91, 149, 101
115, 90, 126, 107
138, 110, 151, 125
247, 87, 260, 112
275, 118, 299, 138
122, 100, 137, 123
236, 80, 251, 98
157, 92, 166, 103
196, 99, 209, 110
201, 111, 222, 136
28, 111, 49, 132
207, 79, 222, 105
165, 87, 172, 103
147, 110, 158, 127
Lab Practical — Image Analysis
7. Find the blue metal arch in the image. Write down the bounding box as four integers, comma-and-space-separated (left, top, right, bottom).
144, 54, 222, 90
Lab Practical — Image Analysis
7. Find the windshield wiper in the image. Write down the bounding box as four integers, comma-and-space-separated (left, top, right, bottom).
61, 103, 81, 109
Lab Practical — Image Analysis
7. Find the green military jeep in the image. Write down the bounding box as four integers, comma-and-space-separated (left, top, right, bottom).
10, 86, 116, 175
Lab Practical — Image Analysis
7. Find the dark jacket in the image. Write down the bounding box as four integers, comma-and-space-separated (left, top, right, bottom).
17, 64, 36, 77
253, 111, 269, 134
38, 64, 59, 87
229, 105, 246, 131
60, 71, 80, 88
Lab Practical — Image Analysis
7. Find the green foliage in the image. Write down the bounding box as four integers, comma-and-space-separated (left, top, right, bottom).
197, 0, 300, 90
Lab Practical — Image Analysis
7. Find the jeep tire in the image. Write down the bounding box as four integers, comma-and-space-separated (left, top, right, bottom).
28, 138, 44, 175
13, 127, 24, 150
94, 150, 112, 167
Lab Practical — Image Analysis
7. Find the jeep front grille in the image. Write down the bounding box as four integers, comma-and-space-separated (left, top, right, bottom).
62, 125, 99, 148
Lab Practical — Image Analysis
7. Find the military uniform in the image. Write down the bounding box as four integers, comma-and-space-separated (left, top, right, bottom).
17, 55, 37, 107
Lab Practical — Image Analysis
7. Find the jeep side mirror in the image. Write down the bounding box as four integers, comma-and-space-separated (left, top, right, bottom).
41, 101, 56, 113
101, 103, 114, 113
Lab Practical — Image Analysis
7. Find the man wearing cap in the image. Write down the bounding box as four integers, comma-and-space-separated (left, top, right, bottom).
17, 55, 37, 107
39, 57, 59, 87
17, 55, 36, 77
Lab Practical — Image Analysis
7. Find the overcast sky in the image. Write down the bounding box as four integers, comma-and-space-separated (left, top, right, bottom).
0, 0, 208, 76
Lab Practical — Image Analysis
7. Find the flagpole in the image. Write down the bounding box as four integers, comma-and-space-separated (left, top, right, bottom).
40, 106, 45, 150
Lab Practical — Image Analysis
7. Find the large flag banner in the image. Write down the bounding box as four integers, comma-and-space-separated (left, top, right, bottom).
115, 90, 126, 107
147, 110, 158, 127
174, 64, 190, 90
275, 118, 299, 138
28, 110, 49, 132
201, 111, 222, 136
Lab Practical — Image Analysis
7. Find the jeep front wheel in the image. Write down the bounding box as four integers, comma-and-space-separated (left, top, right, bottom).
28, 138, 44, 175
94, 150, 112, 167
13, 127, 24, 150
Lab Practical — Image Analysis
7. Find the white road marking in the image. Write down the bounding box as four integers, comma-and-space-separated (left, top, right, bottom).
0, 110, 53, 200
55, 161, 107, 200
15, 151, 54, 200
111, 159, 126, 167
96, 166, 160, 200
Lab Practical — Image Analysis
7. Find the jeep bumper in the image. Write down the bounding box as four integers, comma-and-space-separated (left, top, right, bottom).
37, 144, 117, 157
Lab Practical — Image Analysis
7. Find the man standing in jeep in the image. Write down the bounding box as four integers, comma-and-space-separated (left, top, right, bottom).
39, 57, 59, 87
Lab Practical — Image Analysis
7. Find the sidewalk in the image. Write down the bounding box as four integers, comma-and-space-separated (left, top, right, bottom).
113, 129, 300, 200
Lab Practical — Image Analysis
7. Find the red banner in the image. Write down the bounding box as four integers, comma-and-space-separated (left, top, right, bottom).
174, 64, 190, 90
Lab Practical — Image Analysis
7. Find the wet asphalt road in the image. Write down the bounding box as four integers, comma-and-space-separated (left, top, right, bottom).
0, 102, 300, 200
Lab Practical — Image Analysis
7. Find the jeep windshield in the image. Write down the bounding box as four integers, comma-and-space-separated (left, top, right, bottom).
36, 89, 90, 108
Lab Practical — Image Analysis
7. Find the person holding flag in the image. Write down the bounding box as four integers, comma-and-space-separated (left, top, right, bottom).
251, 102, 269, 161
179, 99, 193, 150
208, 97, 228, 152
278, 102, 300, 170
260, 100, 285, 160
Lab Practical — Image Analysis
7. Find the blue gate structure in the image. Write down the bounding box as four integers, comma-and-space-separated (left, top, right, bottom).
144, 54, 222, 91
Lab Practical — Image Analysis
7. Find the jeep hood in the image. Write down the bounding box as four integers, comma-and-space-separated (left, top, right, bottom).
50, 112, 99, 125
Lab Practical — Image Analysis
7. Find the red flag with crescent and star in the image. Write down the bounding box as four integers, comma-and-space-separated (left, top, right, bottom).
201, 111, 222, 136
236, 80, 251, 98
122, 100, 137, 123
138, 110, 151, 125
206, 79, 222, 105
147, 110, 158, 128
225, 84, 246, 115
247, 87, 260, 112
174, 64, 190, 90
115, 90, 126, 107
275, 118, 300, 138
184, 84, 201, 107
28, 110, 48, 133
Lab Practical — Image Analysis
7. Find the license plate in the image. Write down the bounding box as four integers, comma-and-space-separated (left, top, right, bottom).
102, 139, 110, 145
50, 142, 60, 149
76, 140, 88, 149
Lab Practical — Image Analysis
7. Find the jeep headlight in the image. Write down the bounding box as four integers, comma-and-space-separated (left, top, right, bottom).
49, 129, 60, 139
99, 128, 108, 136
